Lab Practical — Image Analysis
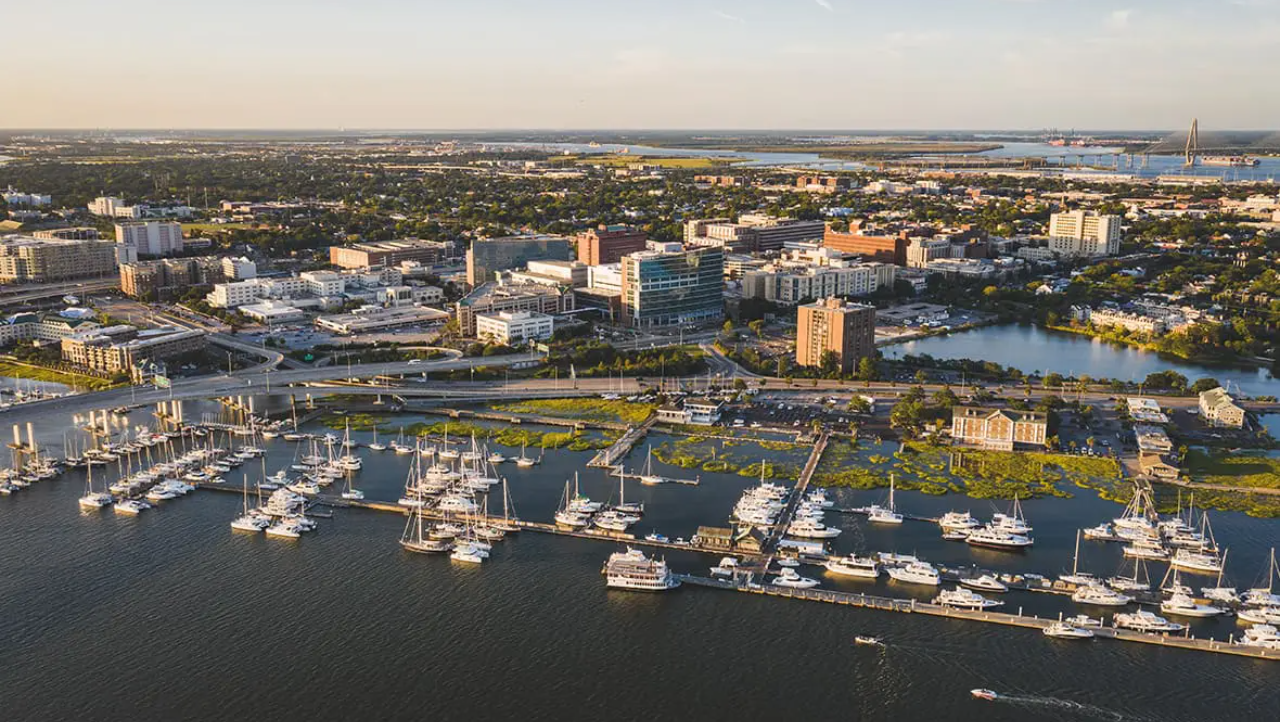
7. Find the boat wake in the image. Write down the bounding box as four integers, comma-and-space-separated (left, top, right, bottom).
988, 693, 1164, 722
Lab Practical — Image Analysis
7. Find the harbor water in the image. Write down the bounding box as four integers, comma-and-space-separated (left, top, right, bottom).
2, 400, 1277, 721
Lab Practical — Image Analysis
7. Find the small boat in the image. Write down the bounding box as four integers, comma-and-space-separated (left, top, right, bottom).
824, 554, 880, 579
114, 499, 151, 515
1043, 621, 1095, 639
866, 474, 904, 524
854, 636, 883, 647
645, 531, 669, 543
1114, 610, 1184, 633
971, 689, 998, 701
935, 587, 1002, 610
710, 557, 739, 577
1065, 614, 1103, 628
774, 557, 800, 568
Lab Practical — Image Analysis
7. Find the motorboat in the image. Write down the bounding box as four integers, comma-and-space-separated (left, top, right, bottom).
774, 557, 800, 568
971, 689, 998, 701
1169, 548, 1223, 575
886, 561, 940, 586
824, 555, 880, 579
786, 517, 841, 539
231, 513, 271, 532
1160, 593, 1224, 618
934, 587, 1002, 610
991, 497, 1032, 535
554, 509, 590, 528
959, 574, 1008, 593
645, 531, 669, 543
1113, 610, 1184, 633
1201, 586, 1239, 604
771, 568, 820, 589
265, 519, 303, 539
1043, 622, 1095, 639
853, 636, 883, 647
1237, 607, 1280, 625
450, 541, 486, 564
1064, 614, 1103, 628
1083, 523, 1117, 541
1122, 538, 1169, 560
1071, 583, 1132, 607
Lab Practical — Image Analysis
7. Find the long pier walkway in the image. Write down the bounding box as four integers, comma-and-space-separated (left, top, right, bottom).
587, 415, 657, 468
677, 574, 1280, 662
761, 430, 829, 557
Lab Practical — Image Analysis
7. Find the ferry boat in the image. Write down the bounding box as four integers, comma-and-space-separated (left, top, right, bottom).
604, 548, 679, 591
934, 587, 1002, 610
824, 554, 880, 579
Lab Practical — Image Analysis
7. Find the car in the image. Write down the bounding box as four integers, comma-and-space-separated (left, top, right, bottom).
407, 359, 423, 365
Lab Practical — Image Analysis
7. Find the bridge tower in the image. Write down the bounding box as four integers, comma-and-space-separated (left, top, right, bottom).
1185, 118, 1200, 166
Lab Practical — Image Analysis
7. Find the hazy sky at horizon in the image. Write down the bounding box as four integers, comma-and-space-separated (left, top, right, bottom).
5, 0, 1279, 130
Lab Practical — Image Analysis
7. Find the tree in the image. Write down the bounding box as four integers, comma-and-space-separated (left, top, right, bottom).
722, 319, 734, 335
855, 356, 878, 382
847, 396, 872, 415
748, 319, 765, 338
932, 386, 959, 409
1189, 377, 1222, 395
890, 399, 926, 436
914, 369, 929, 384
1043, 372, 1064, 389
819, 349, 841, 377
733, 378, 747, 391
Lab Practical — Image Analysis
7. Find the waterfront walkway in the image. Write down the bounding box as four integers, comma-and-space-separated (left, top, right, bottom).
587, 415, 657, 468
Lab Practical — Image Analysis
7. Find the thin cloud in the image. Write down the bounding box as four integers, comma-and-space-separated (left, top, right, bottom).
713, 9, 747, 24
1106, 9, 1134, 30
815, 0, 835, 10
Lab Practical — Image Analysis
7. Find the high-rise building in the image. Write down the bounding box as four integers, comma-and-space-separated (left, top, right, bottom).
120, 257, 224, 300
576, 224, 648, 265
115, 221, 185, 257
1047, 211, 1121, 257
221, 257, 257, 280
466, 234, 572, 287
329, 239, 451, 269
619, 246, 724, 328
0, 235, 117, 283
795, 297, 876, 374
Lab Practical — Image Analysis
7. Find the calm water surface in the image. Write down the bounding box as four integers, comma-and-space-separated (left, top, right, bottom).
1, 401, 1276, 722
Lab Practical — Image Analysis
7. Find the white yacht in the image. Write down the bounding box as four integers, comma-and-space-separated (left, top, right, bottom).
487, 451, 507, 464
1071, 583, 1132, 607
886, 561, 941, 586
1114, 610, 1184, 633
959, 574, 1008, 593
787, 517, 842, 539
991, 497, 1032, 535
824, 554, 880, 579
938, 510, 980, 531
450, 541, 486, 564
592, 510, 635, 532
1237, 624, 1280, 650
114, 499, 151, 515
1083, 523, 1117, 541
935, 587, 1002, 609
231, 512, 271, 532
265, 519, 303, 539
965, 525, 1033, 551
605, 548, 679, 591
638, 446, 664, 485
710, 557, 740, 577
771, 568, 820, 589
1122, 538, 1169, 561
1160, 593, 1224, 618
1043, 622, 1095, 639
78, 466, 113, 510
1237, 607, 1280, 625
1065, 614, 1104, 628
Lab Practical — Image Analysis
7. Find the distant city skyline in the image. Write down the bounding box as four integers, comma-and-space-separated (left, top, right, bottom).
5, 0, 1280, 130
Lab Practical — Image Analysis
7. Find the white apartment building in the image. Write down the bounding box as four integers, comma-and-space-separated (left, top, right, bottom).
2, 190, 51, 207
115, 221, 184, 257
905, 237, 953, 268
588, 263, 623, 293
89, 196, 135, 218
742, 261, 895, 305
1076, 306, 1164, 334
221, 256, 257, 280
1048, 211, 1121, 257
475, 310, 555, 345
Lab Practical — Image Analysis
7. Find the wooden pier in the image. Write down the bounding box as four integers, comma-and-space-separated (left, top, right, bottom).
587, 415, 657, 468
760, 431, 829, 558
676, 574, 1280, 662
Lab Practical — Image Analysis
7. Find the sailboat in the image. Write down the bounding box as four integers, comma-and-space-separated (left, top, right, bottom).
613, 470, 644, 515
867, 474, 903, 524
1108, 556, 1152, 593
638, 445, 664, 485
400, 492, 452, 553
367, 427, 386, 452
554, 480, 590, 528
1059, 530, 1097, 586
492, 477, 520, 532
1200, 549, 1239, 604
78, 463, 113, 509
1243, 548, 1280, 608
438, 426, 460, 461
231, 474, 270, 531
340, 467, 364, 500
515, 441, 536, 468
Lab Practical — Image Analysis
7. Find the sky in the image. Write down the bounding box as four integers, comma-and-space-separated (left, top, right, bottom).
4, 0, 1279, 131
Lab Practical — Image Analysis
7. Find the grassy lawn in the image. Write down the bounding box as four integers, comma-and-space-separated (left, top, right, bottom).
490, 398, 656, 425
393, 419, 615, 452
1184, 449, 1280, 490
573, 154, 737, 169
182, 222, 258, 234
0, 360, 120, 391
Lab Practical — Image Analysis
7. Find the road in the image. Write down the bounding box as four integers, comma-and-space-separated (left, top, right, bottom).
0, 278, 118, 307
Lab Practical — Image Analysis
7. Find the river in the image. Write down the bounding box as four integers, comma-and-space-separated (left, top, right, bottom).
0, 399, 1276, 721
883, 324, 1279, 397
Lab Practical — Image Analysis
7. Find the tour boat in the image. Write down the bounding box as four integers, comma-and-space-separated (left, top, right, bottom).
604, 548, 679, 591
1043, 622, 1095, 639
934, 587, 1002, 610
887, 561, 941, 586
824, 554, 880, 579
771, 568, 820, 589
